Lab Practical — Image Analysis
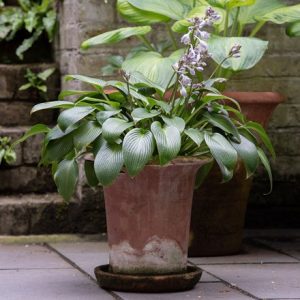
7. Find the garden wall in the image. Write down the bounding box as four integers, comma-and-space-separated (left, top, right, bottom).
57, 0, 300, 228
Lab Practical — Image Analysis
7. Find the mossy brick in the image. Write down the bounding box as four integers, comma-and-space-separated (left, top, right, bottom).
269, 104, 300, 129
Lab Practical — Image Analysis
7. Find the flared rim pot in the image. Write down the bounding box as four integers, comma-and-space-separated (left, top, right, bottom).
103, 158, 209, 275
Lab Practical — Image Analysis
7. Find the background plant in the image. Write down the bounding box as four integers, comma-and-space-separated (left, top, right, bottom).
19, 67, 55, 100
16, 12, 273, 201
0, 0, 57, 59
0, 136, 16, 165
81, 0, 300, 86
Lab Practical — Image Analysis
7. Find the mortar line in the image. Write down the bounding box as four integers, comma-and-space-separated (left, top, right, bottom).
44, 243, 124, 300
249, 238, 300, 262
189, 261, 300, 265
188, 260, 262, 300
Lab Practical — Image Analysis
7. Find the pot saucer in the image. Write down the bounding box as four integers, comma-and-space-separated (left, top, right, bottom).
94, 264, 202, 293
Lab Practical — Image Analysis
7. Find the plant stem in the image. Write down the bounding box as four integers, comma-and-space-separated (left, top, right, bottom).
237, 22, 244, 36
223, 8, 230, 37
163, 72, 176, 99
230, 7, 240, 36
166, 24, 179, 50
193, 0, 196, 7
209, 57, 230, 80
250, 21, 266, 37
138, 36, 155, 51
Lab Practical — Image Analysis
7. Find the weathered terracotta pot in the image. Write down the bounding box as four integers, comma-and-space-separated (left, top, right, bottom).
103, 158, 208, 275
189, 91, 284, 257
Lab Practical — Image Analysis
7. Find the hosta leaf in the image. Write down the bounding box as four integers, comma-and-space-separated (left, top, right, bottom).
31, 101, 74, 114
123, 128, 155, 176
96, 110, 122, 124
84, 160, 99, 187
94, 141, 124, 186
58, 90, 98, 100
131, 108, 160, 122
231, 135, 259, 178
127, 0, 187, 20
117, 0, 170, 24
54, 159, 78, 201
162, 116, 185, 133
203, 112, 240, 142
13, 124, 49, 146
102, 118, 134, 142
151, 121, 181, 165
257, 147, 273, 194
81, 26, 151, 49
208, 36, 268, 71
43, 133, 74, 163
122, 50, 183, 90
246, 121, 275, 158
64, 75, 106, 91
204, 132, 238, 182
73, 121, 102, 150
258, 4, 300, 24
239, 0, 284, 25
286, 21, 300, 37
184, 128, 204, 147
172, 5, 226, 33
58, 106, 95, 131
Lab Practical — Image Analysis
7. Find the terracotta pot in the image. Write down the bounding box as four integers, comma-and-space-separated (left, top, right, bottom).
189, 91, 284, 257
103, 158, 208, 275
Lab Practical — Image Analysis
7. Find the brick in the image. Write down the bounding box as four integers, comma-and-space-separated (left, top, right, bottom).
0, 166, 56, 193
269, 104, 300, 128
0, 101, 55, 126
0, 63, 59, 100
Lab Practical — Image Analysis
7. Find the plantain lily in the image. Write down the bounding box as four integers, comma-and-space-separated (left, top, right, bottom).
16, 10, 274, 201
81, 0, 300, 84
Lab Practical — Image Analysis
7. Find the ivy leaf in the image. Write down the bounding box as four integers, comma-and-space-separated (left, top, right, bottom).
123, 128, 155, 176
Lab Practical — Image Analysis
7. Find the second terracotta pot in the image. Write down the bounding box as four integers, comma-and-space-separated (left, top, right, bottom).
189, 91, 284, 257
104, 158, 208, 274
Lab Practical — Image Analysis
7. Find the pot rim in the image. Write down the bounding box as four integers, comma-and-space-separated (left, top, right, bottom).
224, 91, 286, 104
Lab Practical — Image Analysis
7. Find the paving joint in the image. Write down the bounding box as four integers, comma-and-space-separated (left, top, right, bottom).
44, 243, 124, 300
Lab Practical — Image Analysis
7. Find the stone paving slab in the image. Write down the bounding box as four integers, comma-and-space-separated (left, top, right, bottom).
116, 282, 252, 300
256, 238, 300, 260
50, 242, 220, 282
0, 269, 113, 300
0, 244, 70, 269
201, 264, 300, 299
189, 243, 298, 265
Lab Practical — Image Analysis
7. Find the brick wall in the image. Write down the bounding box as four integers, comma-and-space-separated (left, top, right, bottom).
57, 0, 300, 220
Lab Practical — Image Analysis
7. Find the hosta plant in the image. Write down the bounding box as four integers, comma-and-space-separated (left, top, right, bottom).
81, 0, 300, 84
16, 9, 273, 200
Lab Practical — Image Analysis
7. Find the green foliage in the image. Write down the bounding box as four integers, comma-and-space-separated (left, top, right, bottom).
0, 0, 57, 59
19, 67, 55, 99
0, 136, 16, 165
16, 72, 273, 200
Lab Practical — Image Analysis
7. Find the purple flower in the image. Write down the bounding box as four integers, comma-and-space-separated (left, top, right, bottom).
229, 44, 242, 58
181, 33, 191, 45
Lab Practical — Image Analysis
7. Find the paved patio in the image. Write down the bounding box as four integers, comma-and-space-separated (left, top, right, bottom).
1, 230, 300, 300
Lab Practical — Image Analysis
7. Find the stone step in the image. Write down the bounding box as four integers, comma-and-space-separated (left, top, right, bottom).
0, 193, 105, 235
0, 100, 56, 126
0, 126, 43, 166
0, 63, 59, 101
